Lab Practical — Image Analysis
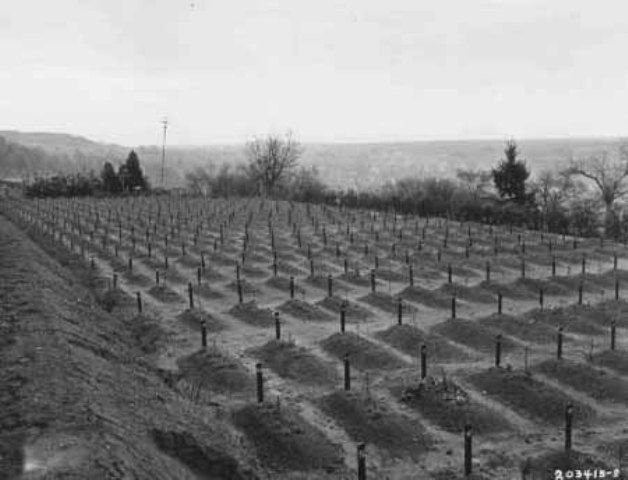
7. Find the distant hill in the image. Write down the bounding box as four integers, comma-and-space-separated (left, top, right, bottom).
1, 130, 626, 190
0, 130, 127, 156
0, 136, 66, 179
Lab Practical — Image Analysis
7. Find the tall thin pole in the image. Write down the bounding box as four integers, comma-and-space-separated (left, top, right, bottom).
160, 118, 168, 187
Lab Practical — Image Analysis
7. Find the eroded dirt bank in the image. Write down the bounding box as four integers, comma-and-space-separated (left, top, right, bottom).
0, 214, 262, 479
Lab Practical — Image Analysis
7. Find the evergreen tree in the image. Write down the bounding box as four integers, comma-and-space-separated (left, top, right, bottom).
492, 139, 531, 204
121, 150, 147, 191
101, 161, 121, 193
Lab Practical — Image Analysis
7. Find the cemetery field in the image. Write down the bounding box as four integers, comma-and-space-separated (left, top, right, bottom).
1, 194, 627, 479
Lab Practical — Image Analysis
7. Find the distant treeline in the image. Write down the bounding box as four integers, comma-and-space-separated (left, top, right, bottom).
184, 139, 628, 241
24, 150, 149, 198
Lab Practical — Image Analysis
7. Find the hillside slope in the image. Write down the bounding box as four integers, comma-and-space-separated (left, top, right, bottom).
0, 215, 261, 479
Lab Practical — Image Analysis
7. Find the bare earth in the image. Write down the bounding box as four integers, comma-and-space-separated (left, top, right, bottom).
1, 195, 627, 479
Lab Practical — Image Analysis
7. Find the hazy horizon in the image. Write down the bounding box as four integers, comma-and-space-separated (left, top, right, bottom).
2, 0, 628, 146
1, 128, 627, 149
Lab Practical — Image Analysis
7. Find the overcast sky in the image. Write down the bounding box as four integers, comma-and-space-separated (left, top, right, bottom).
1, 0, 627, 145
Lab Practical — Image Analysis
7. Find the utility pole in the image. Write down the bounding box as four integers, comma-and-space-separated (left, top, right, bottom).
160, 118, 168, 188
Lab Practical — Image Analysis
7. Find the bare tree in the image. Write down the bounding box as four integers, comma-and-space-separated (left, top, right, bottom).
456, 168, 492, 199
245, 131, 302, 196
565, 146, 628, 228
534, 169, 572, 211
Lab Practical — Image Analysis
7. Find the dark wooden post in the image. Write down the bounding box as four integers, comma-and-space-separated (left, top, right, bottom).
497, 292, 503, 315
420, 344, 427, 379
451, 295, 456, 319
188, 282, 194, 309
289, 276, 295, 299
340, 303, 346, 333
408, 265, 414, 286
256, 363, 263, 403
557, 326, 563, 359
275, 312, 281, 340
327, 274, 333, 298
552, 255, 556, 277
397, 297, 403, 325
582, 254, 586, 275
495, 334, 502, 367
486, 261, 490, 283
370, 269, 376, 293
136, 291, 142, 314
464, 424, 473, 477
539, 288, 544, 310
201, 319, 207, 347
565, 403, 573, 451
614, 252, 618, 271
357, 443, 366, 480
448, 264, 453, 284
237, 280, 243, 304
344, 354, 351, 391
611, 319, 616, 350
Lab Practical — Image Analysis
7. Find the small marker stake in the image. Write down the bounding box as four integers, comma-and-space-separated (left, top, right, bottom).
201, 319, 207, 347
557, 326, 563, 359
327, 274, 333, 297
256, 363, 263, 403
614, 253, 618, 272
340, 303, 346, 333
289, 276, 295, 299
451, 295, 456, 319
188, 282, 194, 309
464, 424, 473, 477
275, 312, 281, 340
565, 403, 573, 451
344, 354, 351, 391
136, 291, 142, 314
582, 254, 586, 275
357, 443, 366, 480
611, 319, 616, 350
420, 344, 427, 379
